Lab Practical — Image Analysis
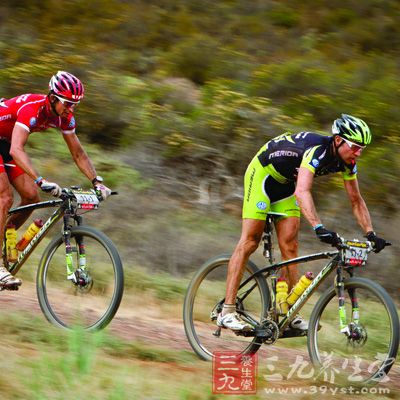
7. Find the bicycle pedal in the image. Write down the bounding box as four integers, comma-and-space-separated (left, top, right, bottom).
3, 284, 21, 291
213, 327, 222, 337
234, 328, 256, 337
210, 312, 218, 322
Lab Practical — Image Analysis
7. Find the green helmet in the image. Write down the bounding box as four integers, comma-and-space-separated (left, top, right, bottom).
332, 114, 372, 145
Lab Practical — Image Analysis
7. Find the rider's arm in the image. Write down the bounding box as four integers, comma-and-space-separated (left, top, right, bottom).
9, 124, 40, 181
344, 178, 374, 234
62, 133, 97, 182
294, 167, 321, 228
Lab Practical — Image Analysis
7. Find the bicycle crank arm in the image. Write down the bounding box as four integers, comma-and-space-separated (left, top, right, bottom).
279, 328, 308, 339
254, 328, 273, 338
234, 327, 275, 339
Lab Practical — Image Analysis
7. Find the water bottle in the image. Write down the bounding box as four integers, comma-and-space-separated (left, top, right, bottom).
5, 224, 18, 262
276, 278, 289, 315
16, 219, 43, 251
287, 272, 314, 306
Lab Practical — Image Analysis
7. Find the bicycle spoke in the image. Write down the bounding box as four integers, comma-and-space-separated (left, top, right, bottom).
37, 227, 123, 330
184, 256, 269, 361
309, 279, 398, 385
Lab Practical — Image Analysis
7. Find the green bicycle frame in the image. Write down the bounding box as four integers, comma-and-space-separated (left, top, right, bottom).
237, 250, 340, 333
5, 200, 64, 275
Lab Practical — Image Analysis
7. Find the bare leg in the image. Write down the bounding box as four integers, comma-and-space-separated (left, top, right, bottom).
224, 218, 265, 305
0, 172, 14, 251
7, 173, 40, 229
275, 216, 300, 291
0, 172, 22, 285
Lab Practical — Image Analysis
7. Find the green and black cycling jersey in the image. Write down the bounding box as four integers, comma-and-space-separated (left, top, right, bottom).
242, 132, 357, 220
256, 131, 357, 183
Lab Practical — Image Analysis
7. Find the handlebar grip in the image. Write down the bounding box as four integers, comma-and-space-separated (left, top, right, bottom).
111, 191, 118, 195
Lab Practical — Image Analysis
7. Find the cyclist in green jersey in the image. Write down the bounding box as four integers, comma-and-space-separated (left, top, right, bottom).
217, 114, 387, 331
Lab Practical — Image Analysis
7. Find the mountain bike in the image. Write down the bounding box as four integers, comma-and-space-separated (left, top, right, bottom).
3, 186, 124, 331
183, 213, 399, 385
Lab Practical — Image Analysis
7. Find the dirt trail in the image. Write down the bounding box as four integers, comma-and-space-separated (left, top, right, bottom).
2, 282, 399, 393
2, 282, 191, 350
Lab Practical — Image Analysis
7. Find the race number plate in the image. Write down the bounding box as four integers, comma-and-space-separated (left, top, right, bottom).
344, 240, 369, 266
72, 190, 99, 210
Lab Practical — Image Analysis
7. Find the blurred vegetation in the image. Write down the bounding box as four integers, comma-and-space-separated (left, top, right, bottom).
0, 312, 210, 399
0, 0, 398, 290
0, 0, 399, 210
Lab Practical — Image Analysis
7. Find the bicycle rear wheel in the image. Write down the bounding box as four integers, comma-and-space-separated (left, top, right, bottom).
308, 277, 399, 385
37, 226, 124, 331
183, 254, 269, 361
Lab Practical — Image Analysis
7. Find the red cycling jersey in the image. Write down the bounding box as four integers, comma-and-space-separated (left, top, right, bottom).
0, 93, 76, 141
0, 93, 76, 180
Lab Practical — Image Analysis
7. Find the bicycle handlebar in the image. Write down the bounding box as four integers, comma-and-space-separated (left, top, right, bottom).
8, 187, 118, 215
59, 187, 118, 202
335, 237, 392, 252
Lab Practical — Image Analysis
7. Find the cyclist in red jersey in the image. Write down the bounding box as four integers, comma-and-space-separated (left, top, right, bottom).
0, 71, 112, 288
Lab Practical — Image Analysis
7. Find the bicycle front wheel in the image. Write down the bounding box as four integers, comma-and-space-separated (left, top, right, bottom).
37, 226, 124, 331
308, 277, 399, 385
183, 254, 270, 361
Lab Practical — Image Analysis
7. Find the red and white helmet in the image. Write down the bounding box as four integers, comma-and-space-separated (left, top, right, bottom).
49, 71, 84, 102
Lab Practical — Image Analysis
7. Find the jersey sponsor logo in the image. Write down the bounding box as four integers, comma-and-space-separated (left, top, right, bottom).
0, 114, 12, 121
256, 201, 267, 210
268, 150, 299, 159
29, 117, 37, 127
246, 167, 256, 202
311, 159, 319, 168
68, 116, 75, 128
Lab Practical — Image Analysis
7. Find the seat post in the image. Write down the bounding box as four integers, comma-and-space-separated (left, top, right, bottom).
262, 214, 274, 264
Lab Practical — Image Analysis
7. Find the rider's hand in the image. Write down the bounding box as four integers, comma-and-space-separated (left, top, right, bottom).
36, 178, 62, 197
314, 225, 341, 246
94, 183, 112, 200
365, 231, 387, 253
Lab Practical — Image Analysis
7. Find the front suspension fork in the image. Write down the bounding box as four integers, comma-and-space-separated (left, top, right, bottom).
63, 213, 86, 280
336, 267, 358, 334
